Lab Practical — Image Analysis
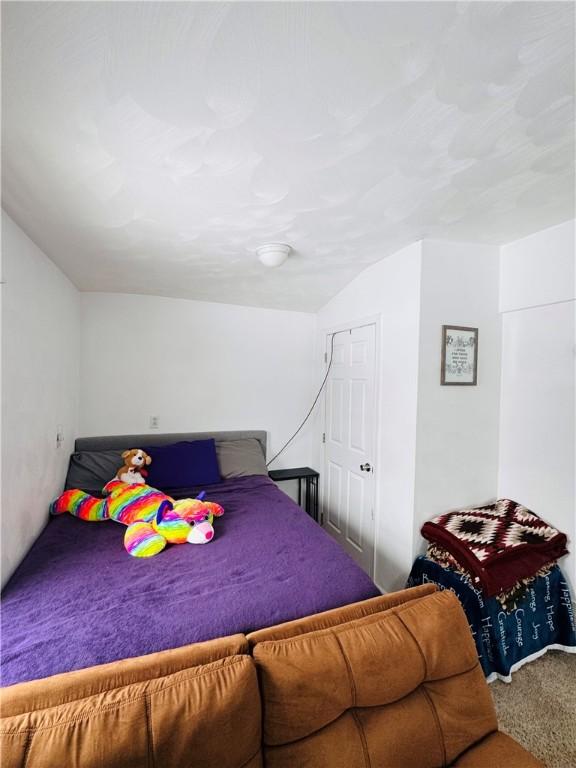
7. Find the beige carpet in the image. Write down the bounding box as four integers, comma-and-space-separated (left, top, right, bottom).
491, 651, 576, 768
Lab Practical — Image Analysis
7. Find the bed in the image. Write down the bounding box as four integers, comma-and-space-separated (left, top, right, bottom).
1, 431, 379, 687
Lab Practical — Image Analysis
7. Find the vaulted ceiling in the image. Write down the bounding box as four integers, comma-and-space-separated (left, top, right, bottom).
2, 1, 574, 311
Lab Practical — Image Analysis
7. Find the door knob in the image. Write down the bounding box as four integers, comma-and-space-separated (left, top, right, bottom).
360, 463, 372, 472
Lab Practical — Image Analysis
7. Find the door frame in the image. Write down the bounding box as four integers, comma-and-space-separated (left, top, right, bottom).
319, 314, 381, 581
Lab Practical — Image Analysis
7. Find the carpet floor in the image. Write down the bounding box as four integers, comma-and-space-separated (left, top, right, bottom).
491, 650, 576, 768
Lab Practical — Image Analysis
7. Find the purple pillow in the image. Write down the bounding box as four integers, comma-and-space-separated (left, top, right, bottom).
144, 440, 221, 490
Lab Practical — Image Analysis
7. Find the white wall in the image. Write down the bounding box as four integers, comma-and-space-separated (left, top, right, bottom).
500, 220, 575, 312
1, 212, 80, 587
317, 243, 423, 591
499, 220, 575, 588
414, 241, 502, 551
316, 239, 503, 592
80, 293, 317, 473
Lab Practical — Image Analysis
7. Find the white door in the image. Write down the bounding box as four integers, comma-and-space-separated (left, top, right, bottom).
323, 324, 376, 577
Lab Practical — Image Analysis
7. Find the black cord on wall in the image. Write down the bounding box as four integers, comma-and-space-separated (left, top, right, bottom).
266, 331, 339, 468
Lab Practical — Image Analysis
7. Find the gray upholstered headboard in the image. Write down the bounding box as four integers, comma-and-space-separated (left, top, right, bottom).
75, 430, 267, 457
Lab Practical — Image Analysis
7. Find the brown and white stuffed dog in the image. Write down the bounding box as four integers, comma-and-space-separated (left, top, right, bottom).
115, 449, 152, 484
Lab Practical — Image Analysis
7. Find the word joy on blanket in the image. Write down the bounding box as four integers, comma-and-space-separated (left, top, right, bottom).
421, 499, 568, 597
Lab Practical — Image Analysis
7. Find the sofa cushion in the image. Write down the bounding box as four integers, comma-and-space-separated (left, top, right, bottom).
0, 635, 263, 768
0, 633, 248, 717
452, 732, 545, 767
252, 590, 499, 768
247, 583, 436, 646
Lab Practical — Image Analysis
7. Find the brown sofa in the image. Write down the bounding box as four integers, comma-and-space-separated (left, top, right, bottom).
0, 584, 543, 768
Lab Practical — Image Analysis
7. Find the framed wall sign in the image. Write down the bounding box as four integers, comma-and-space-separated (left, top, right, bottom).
441, 325, 478, 385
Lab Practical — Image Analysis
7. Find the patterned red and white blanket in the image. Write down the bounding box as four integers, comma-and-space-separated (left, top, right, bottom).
421, 499, 568, 597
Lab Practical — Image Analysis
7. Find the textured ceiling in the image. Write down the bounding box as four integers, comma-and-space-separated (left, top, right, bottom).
2, 1, 574, 312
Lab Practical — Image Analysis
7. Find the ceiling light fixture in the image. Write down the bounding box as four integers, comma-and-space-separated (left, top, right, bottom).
256, 243, 292, 268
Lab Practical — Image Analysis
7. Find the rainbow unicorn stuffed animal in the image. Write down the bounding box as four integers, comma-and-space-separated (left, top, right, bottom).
50, 481, 224, 557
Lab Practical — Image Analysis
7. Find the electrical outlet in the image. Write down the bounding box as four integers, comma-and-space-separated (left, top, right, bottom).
150, 416, 159, 430
56, 425, 64, 448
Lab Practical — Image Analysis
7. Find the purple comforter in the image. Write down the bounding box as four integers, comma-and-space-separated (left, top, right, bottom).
1, 476, 379, 686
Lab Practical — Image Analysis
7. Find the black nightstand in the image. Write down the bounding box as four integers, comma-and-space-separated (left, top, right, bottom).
268, 467, 319, 522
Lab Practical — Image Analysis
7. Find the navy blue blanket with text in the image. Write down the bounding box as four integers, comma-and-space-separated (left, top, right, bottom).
407, 556, 576, 681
